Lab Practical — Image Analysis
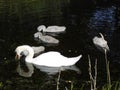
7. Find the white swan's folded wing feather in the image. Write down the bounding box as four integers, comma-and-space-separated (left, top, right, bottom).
33, 52, 82, 67
44, 26, 66, 33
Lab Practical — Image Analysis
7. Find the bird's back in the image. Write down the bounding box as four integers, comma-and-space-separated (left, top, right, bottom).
33, 51, 82, 67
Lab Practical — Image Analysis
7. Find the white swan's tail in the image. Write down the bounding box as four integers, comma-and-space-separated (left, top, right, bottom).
66, 54, 82, 66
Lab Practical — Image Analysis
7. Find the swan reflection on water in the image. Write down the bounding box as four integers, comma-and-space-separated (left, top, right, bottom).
15, 45, 82, 77
17, 61, 80, 77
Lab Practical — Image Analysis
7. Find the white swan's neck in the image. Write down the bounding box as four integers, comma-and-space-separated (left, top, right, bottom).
16, 45, 34, 63
25, 56, 33, 63
37, 25, 46, 32
25, 48, 34, 63
99, 33, 104, 39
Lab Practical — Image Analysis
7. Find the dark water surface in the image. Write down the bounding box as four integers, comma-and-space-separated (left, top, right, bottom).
0, 0, 119, 90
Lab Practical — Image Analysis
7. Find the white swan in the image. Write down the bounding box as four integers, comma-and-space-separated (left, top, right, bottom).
17, 53, 80, 77
15, 45, 82, 77
15, 45, 82, 67
34, 32, 59, 44
93, 33, 110, 52
37, 25, 66, 33
16, 54, 80, 77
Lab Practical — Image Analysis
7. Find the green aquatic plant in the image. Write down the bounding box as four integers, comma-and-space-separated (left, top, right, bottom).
88, 55, 97, 90
113, 81, 120, 90
104, 49, 111, 89
79, 84, 85, 90
56, 68, 61, 90
101, 82, 120, 90
0, 82, 3, 89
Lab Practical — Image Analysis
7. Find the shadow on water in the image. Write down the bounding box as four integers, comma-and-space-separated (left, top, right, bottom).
0, 0, 120, 89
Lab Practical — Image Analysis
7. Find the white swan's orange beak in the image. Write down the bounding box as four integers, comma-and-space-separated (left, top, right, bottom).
15, 54, 20, 60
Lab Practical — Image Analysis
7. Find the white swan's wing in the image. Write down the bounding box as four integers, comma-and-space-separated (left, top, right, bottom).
43, 26, 66, 33
32, 46, 45, 55
33, 52, 82, 67
40, 35, 59, 44
93, 37, 110, 51
33, 52, 63, 67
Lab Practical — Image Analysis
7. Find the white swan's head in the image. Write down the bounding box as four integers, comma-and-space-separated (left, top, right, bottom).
37, 25, 46, 32
93, 33, 110, 52
15, 45, 34, 63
